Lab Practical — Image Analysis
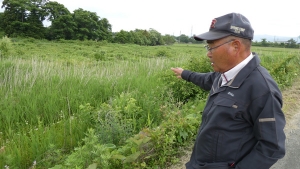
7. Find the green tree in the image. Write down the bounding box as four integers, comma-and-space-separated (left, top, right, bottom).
261, 38, 268, 47
26, 0, 49, 38
162, 34, 176, 45
43, 1, 70, 21
43, 1, 75, 40
70, 8, 112, 41
1, 0, 48, 38
148, 28, 164, 45
129, 30, 143, 45
1, 0, 30, 37
0, 12, 5, 36
286, 38, 297, 48
113, 29, 167, 46
47, 14, 76, 40
177, 34, 190, 43
114, 30, 130, 44
140, 29, 151, 45
98, 18, 112, 41
130, 29, 156, 46
130, 29, 149, 45
72, 8, 102, 40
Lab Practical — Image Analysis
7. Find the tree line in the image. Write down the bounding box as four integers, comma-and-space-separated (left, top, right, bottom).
253, 38, 300, 48
1, 0, 298, 47
0, 0, 202, 46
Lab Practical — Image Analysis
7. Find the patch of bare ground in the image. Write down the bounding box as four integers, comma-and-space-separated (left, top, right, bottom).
282, 79, 300, 118
167, 78, 300, 169
281, 78, 300, 134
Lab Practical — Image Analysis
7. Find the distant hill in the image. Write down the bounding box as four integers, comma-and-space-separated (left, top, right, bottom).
253, 34, 299, 42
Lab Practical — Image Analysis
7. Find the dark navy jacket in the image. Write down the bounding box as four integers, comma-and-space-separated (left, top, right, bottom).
182, 53, 286, 169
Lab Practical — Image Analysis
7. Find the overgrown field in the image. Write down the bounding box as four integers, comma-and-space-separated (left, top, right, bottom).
0, 37, 299, 169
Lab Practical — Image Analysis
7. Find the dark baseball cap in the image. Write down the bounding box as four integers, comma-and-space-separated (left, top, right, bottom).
194, 13, 254, 41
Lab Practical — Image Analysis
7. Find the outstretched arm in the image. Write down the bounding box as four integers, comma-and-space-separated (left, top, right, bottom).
171, 67, 218, 91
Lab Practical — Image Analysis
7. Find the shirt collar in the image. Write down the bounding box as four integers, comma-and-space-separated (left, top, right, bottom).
221, 53, 254, 86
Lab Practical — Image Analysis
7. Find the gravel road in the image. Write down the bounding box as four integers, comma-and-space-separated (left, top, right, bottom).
270, 112, 300, 169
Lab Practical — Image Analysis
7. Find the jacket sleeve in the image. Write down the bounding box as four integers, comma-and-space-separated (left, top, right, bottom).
236, 91, 286, 169
181, 70, 218, 91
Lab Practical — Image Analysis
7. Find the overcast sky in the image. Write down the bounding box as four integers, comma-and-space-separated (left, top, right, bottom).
49, 0, 299, 39
1, 0, 299, 39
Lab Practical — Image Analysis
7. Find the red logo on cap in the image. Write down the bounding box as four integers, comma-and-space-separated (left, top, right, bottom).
210, 19, 217, 28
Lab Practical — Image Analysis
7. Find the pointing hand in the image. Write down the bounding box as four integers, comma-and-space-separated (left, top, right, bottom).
171, 67, 184, 79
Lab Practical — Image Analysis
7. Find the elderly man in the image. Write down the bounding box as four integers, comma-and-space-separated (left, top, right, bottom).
171, 13, 286, 169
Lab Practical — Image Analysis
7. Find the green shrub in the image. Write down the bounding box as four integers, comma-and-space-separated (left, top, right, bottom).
160, 55, 212, 102
50, 99, 205, 169
261, 54, 300, 89
0, 36, 12, 57
92, 92, 144, 146
24, 37, 36, 43
94, 51, 106, 61
156, 50, 170, 57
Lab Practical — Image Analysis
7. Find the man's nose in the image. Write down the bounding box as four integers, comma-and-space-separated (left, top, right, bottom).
207, 52, 212, 58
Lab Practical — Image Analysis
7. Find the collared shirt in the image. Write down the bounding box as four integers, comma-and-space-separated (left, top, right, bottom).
221, 53, 254, 86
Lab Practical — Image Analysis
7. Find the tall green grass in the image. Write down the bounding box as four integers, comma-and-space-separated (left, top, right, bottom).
0, 50, 189, 167
0, 38, 299, 168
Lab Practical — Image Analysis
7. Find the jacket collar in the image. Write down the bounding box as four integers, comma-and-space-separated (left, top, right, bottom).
221, 53, 253, 86
225, 52, 260, 88
211, 52, 260, 94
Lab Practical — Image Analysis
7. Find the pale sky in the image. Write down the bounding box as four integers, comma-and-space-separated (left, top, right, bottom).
50, 0, 299, 39
1, 0, 299, 39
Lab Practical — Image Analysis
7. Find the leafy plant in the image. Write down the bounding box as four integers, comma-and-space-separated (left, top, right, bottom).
0, 36, 12, 57
156, 50, 170, 57
160, 55, 212, 102
93, 92, 143, 145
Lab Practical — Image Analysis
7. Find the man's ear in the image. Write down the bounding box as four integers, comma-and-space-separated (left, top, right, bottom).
232, 40, 241, 51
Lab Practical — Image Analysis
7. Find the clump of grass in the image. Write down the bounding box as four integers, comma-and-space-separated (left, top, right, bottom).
0, 36, 13, 57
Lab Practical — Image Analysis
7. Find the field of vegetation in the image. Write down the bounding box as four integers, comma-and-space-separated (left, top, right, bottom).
0, 37, 299, 169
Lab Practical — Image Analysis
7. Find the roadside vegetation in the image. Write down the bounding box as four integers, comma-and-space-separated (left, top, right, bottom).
0, 36, 299, 168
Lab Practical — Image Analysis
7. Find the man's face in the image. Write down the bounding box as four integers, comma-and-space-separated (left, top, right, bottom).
206, 38, 235, 73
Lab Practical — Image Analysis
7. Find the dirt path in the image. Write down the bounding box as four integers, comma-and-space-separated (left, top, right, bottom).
168, 78, 300, 169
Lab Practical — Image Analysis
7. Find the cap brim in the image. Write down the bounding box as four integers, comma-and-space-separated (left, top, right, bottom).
194, 31, 231, 41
